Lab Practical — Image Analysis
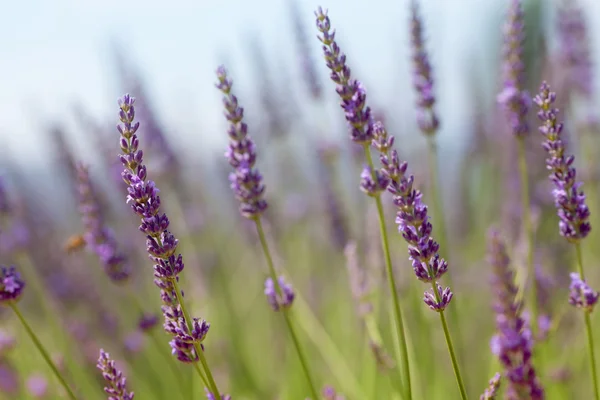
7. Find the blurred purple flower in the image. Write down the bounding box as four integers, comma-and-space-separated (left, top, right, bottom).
497, 0, 530, 138
487, 229, 544, 399
76, 163, 131, 282
264, 276, 295, 311
205, 388, 231, 400
26, 374, 48, 398
97, 349, 134, 400
0, 265, 25, 303
409, 0, 439, 135
0, 360, 19, 395
568, 272, 599, 312
533, 82, 591, 242
480, 372, 501, 400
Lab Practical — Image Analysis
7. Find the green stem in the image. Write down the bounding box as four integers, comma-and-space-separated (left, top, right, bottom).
516, 138, 536, 334
170, 278, 220, 398
431, 282, 468, 400
9, 302, 77, 400
364, 145, 412, 400
575, 243, 600, 400
255, 218, 320, 400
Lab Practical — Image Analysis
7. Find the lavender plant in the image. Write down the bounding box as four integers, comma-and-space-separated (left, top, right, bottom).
497, 0, 537, 329
116, 94, 221, 398
215, 66, 318, 399
534, 81, 598, 399
97, 349, 134, 400
314, 8, 413, 399
487, 229, 544, 399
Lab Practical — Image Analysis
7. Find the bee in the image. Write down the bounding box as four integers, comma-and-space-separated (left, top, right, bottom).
64, 234, 87, 254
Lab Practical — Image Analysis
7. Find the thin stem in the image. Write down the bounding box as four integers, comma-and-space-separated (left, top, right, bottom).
254, 218, 320, 400
9, 302, 77, 400
575, 243, 599, 400
364, 144, 412, 400
170, 278, 220, 398
431, 281, 468, 400
516, 138, 537, 333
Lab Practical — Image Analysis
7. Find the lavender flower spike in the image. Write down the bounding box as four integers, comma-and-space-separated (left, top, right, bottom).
0, 265, 25, 303
205, 388, 232, 400
480, 373, 501, 400
569, 272, 599, 312
497, 0, 530, 138
533, 82, 591, 241
409, 0, 439, 136
76, 163, 131, 282
215, 66, 267, 220
117, 94, 211, 364
97, 349, 134, 400
488, 229, 544, 399
315, 7, 373, 145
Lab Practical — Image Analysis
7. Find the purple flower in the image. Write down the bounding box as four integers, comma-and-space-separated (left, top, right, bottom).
315, 7, 373, 145
117, 94, 209, 363
264, 276, 295, 311
533, 82, 591, 242
0, 265, 25, 303
322, 385, 345, 400
423, 283, 453, 312
215, 66, 268, 220
97, 349, 134, 400
480, 372, 501, 400
487, 229, 544, 399
569, 272, 599, 312
557, 4, 594, 100
26, 374, 48, 398
359, 165, 389, 197
409, 1, 439, 135
289, 0, 322, 100
76, 163, 131, 282
0, 360, 18, 395
497, 0, 530, 138
137, 313, 159, 332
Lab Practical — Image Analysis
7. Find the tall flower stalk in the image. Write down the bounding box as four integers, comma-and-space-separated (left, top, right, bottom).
315, 7, 412, 399
116, 95, 221, 398
487, 230, 544, 399
497, 0, 536, 329
1, 265, 78, 400
215, 66, 318, 400
534, 82, 598, 400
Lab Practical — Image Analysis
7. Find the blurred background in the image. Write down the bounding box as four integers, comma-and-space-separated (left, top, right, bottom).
1, 0, 600, 398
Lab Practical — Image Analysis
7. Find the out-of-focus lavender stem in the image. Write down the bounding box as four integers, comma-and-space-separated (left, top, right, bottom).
254, 218, 319, 400
9, 302, 77, 400
575, 243, 599, 400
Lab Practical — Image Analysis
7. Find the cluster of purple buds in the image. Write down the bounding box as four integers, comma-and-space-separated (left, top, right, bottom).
533, 82, 591, 241
76, 163, 131, 282
480, 373, 501, 400
117, 94, 209, 363
97, 349, 134, 400
137, 313, 160, 332
315, 8, 373, 145
0, 265, 25, 303
409, 0, 439, 135
215, 66, 267, 220
264, 276, 295, 311
487, 230, 544, 399
568, 273, 599, 312
359, 166, 389, 197
497, 0, 530, 138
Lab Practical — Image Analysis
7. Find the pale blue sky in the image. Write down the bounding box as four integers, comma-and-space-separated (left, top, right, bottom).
0, 0, 598, 167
